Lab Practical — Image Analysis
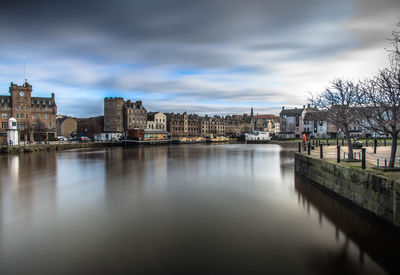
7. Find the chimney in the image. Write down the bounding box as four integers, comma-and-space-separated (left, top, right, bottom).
51, 93, 55, 99
282, 106, 284, 110
303, 105, 305, 109
307, 104, 310, 108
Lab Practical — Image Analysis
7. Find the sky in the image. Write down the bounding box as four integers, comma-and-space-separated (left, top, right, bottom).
0, 0, 399, 117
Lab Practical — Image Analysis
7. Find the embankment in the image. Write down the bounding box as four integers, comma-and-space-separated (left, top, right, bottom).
295, 153, 400, 227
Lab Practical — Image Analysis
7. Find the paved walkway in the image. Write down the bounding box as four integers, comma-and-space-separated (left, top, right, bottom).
305, 144, 399, 168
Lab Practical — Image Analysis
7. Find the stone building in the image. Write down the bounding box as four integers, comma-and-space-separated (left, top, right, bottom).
0, 82, 57, 143
104, 97, 147, 133
56, 115, 77, 137
125, 100, 147, 130
208, 115, 225, 136
104, 97, 124, 132
166, 112, 200, 137
146, 112, 166, 130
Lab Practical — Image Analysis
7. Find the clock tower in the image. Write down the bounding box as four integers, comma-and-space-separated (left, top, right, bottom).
9, 81, 32, 118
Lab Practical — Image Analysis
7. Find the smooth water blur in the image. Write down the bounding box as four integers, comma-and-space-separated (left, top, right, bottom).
0, 144, 398, 274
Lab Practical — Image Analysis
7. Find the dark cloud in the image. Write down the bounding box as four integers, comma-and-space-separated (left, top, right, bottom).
0, 0, 398, 117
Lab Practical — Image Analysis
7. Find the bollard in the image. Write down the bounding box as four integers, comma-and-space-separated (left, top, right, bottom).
366, 139, 368, 147
362, 148, 366, 169
337, 146, 341, 163
320, 144, 323, 159
342, 138, 344, 146
385, 159, 387, 167
374, 139, 377, 154
384, 139, 386, 146
298, 142, 301, 153
326, 138, 329, 145
336, 139, 339, 146
307, 142, 311, 155
377, 159, 379, 167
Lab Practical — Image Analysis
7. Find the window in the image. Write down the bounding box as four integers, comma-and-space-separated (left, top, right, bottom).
26, 114, 28, 118
16, 106, 18, 111
48, 122, 51, 128
40, 114, 42, 119
26, 106, 28, 110
20, 106, 23, 110
16, 114, 18, 118
40, 106, 42, 111
45, 114, 48, 120
33, 106, 36, 111
1, 122, 7, 129
4, 106, 7, 110
32, 114, 36, 119
45, 107, 48, 112
20, 114, 24, 119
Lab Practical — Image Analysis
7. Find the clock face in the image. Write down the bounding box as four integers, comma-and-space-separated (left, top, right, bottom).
19, 92, 24, 97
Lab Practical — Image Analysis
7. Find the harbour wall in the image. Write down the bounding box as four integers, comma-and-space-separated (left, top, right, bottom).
1, 142, 122, 153
295, 153, 400, 227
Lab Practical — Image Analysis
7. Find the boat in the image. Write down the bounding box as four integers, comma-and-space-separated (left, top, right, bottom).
244, 131, 271, 142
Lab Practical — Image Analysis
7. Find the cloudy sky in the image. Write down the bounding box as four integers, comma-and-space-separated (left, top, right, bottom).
0, 0, 398, 117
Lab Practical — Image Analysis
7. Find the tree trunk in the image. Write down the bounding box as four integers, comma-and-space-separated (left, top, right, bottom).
345, 129, 353, 160
389, 133, 397, 168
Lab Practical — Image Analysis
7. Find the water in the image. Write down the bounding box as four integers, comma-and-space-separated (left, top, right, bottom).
0, 144, 398, 274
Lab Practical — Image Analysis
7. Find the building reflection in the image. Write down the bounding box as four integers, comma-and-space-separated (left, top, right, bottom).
0, 151, 58, 244
295, 175, 400, 275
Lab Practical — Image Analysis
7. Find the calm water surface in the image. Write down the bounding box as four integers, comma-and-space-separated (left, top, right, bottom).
0, 144, 398, 274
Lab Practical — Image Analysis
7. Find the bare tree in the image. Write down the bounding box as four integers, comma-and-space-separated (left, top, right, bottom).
310, 79, 359, 160
358, 25, 400, 167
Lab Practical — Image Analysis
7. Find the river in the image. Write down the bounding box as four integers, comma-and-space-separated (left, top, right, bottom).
0, 144, 398, 274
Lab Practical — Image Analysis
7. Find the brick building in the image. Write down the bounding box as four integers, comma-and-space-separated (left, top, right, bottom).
77, 116, 104, 139
0, 82, 57, 143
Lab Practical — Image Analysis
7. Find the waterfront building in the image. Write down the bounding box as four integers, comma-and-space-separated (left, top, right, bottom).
56, 115, 77, 138
104, 97, 147, 133
253, 114, 280, 136
208, 115, 225, 136
303, 111, 329, 138
166, 112, 200, 137
146, 112, 166, 130
104, 97, 124, 133
0, 82, 57, 143
279, 105, 316, 139
127, 128, 168, 141
125, 100, 147, 130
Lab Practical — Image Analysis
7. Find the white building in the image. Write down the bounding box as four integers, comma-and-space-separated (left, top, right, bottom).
146, 112, 166, 131
303, 111, 329, 138
7, 117, 18, 146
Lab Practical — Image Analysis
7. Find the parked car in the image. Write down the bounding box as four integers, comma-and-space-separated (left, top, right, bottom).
80, 136, 91, 142
57, 136, 65, 141
352, 139, 363, 149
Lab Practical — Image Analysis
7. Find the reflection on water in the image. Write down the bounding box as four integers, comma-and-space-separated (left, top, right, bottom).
0, 144, 396, 274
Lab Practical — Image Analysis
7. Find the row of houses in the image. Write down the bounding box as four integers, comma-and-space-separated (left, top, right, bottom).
56, 97, 281, 139
279, 105, 381, 139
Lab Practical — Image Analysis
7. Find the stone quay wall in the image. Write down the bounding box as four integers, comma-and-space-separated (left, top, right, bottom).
295, 153, 400, 227
1, 142, 122, 153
